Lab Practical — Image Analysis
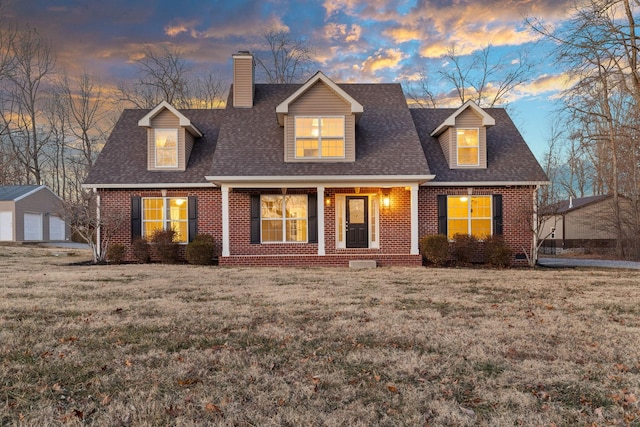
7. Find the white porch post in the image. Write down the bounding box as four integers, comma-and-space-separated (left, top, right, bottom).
410, 184, 419, 255
94, 188, 101, 261
221, 185, 230, 257
317, 185, 325, 256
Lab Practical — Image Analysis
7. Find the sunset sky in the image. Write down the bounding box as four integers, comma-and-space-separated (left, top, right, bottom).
3, 0, 579, 159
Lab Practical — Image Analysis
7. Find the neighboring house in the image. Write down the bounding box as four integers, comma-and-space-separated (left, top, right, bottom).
83, 52, 548, 266
0, 185, 69, 242
540, 194, 634, 249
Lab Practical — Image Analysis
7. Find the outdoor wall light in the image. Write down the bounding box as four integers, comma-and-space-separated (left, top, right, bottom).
382, 196, 390, 208
325, 196, 331, 206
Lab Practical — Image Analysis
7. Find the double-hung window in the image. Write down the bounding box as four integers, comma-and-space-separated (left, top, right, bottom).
295, 117, 345, 159
261, 195, 308, 243
142, 197, 188, 243
447, 195, 491, 239
155, 129, 178, 168
456, 128, 479, 166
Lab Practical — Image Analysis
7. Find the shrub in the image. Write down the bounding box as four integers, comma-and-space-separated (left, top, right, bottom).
451, 233, 479, 264
419, 234, 450, 266
484, 235, 513, 267
131, 237, 151, 264
106, 243, 125, 264
150, 229, 179, 263
185, 234, 216, 265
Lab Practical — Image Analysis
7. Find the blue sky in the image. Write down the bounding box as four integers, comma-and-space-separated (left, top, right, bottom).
4, 0, 577, 159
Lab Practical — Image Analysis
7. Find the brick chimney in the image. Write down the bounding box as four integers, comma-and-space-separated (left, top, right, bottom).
232, 51, 255, 108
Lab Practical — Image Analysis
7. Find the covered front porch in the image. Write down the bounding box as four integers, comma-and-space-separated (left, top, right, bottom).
210, 176, 428, 267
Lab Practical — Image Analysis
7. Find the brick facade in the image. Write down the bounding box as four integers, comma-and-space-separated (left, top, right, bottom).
99, 185, 536, 267
98, 188, 222, 262
418, 186, 536, 264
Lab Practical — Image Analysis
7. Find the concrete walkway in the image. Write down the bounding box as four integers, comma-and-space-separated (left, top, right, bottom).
538, 257, 640, 270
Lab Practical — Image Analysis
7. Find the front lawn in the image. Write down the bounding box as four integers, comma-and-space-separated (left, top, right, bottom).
1, 245, 639, 426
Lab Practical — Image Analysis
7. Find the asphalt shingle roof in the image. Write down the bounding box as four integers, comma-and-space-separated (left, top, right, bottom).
0, 185, 41, 201
85, 84, 548, 186
209, 83, 431, 177
84, 109, 224, 185
411, 108, 548, 183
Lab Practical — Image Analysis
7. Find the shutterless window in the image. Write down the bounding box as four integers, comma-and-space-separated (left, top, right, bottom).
142, 197, 188, 243
295, 117, 345, 159
261, 195, 308, 243
155, 129, 178, 168
447, 195, 491, 239
456, 128, 479, 166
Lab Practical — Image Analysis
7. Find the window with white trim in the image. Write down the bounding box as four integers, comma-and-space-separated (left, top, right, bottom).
295, 116, 345, 159
447, 195, 491, 239
261, 195, 308, 243
155, 129, 178, 168
142, 197, 188, 243
456, 128, 479, 166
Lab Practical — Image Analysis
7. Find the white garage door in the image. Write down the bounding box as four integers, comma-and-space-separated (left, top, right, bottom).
49, 216, 66, 241
24, 213, 43, 241
0, 211, 12, 241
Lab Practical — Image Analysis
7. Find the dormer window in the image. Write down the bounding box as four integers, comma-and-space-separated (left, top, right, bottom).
431, 101, 494, 170
295, 116, 345, 159
456, 128, 479, 166
154, 129, 178, 168
138, 101, 202, 172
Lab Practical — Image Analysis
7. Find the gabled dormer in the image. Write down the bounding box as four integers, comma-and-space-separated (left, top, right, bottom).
138, 101, 203, 172
430, 100, 495, 169
275, 72, 363, 163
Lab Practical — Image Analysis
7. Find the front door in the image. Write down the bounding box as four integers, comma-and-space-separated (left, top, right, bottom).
346, 196, 368, 248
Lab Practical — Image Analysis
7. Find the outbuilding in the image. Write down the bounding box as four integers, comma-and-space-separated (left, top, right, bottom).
0, 185, 69, 242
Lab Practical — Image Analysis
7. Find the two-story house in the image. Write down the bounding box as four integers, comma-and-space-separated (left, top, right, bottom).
83, 51, 548, 266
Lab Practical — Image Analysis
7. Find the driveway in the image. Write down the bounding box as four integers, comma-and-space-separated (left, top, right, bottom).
538, 257, 640, 270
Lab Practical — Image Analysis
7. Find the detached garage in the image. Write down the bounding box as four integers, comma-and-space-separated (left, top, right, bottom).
0, 185, 69, 242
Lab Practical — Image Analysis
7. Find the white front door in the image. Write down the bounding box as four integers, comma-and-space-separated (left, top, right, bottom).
49, 216, 66, 241
0, 211, 12, 241
24, 213, 43, 241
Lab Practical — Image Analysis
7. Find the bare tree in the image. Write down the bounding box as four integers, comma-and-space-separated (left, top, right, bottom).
191, 70, 226, 108
405, 68, 439, 108
58, 71, 108, 170
406, 44, 533, 108
118, 45, 192, 109
61, 190, 126, 263
0, 25, 55, 185
528, 0, 640, 258
254, 29, 314, 84
118, 45, 227, 109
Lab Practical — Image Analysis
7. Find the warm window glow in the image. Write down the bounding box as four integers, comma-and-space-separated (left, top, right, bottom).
155, 129, 178, 168
142, 197, 188, 243
447, 195, 491, 239
261, 195, 307, 243
295, 117, 345, 159
457, 128, 479, 166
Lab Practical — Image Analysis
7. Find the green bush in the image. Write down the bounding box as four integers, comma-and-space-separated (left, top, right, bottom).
484, 235, 513, 268
185, 234, 216, 265
451, 233, 479, 264
131, 237, 151, 264
419, 234, 450, 266
106, 243, 125, 264
151, 229, 179, 263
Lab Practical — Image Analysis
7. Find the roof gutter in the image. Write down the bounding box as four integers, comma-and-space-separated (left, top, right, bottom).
205, 174, 435, 188
81, 183, 217, 189
421, 180, 550, 187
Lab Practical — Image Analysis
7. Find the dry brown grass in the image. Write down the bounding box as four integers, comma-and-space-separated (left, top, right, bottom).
1, 244, 639, 426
